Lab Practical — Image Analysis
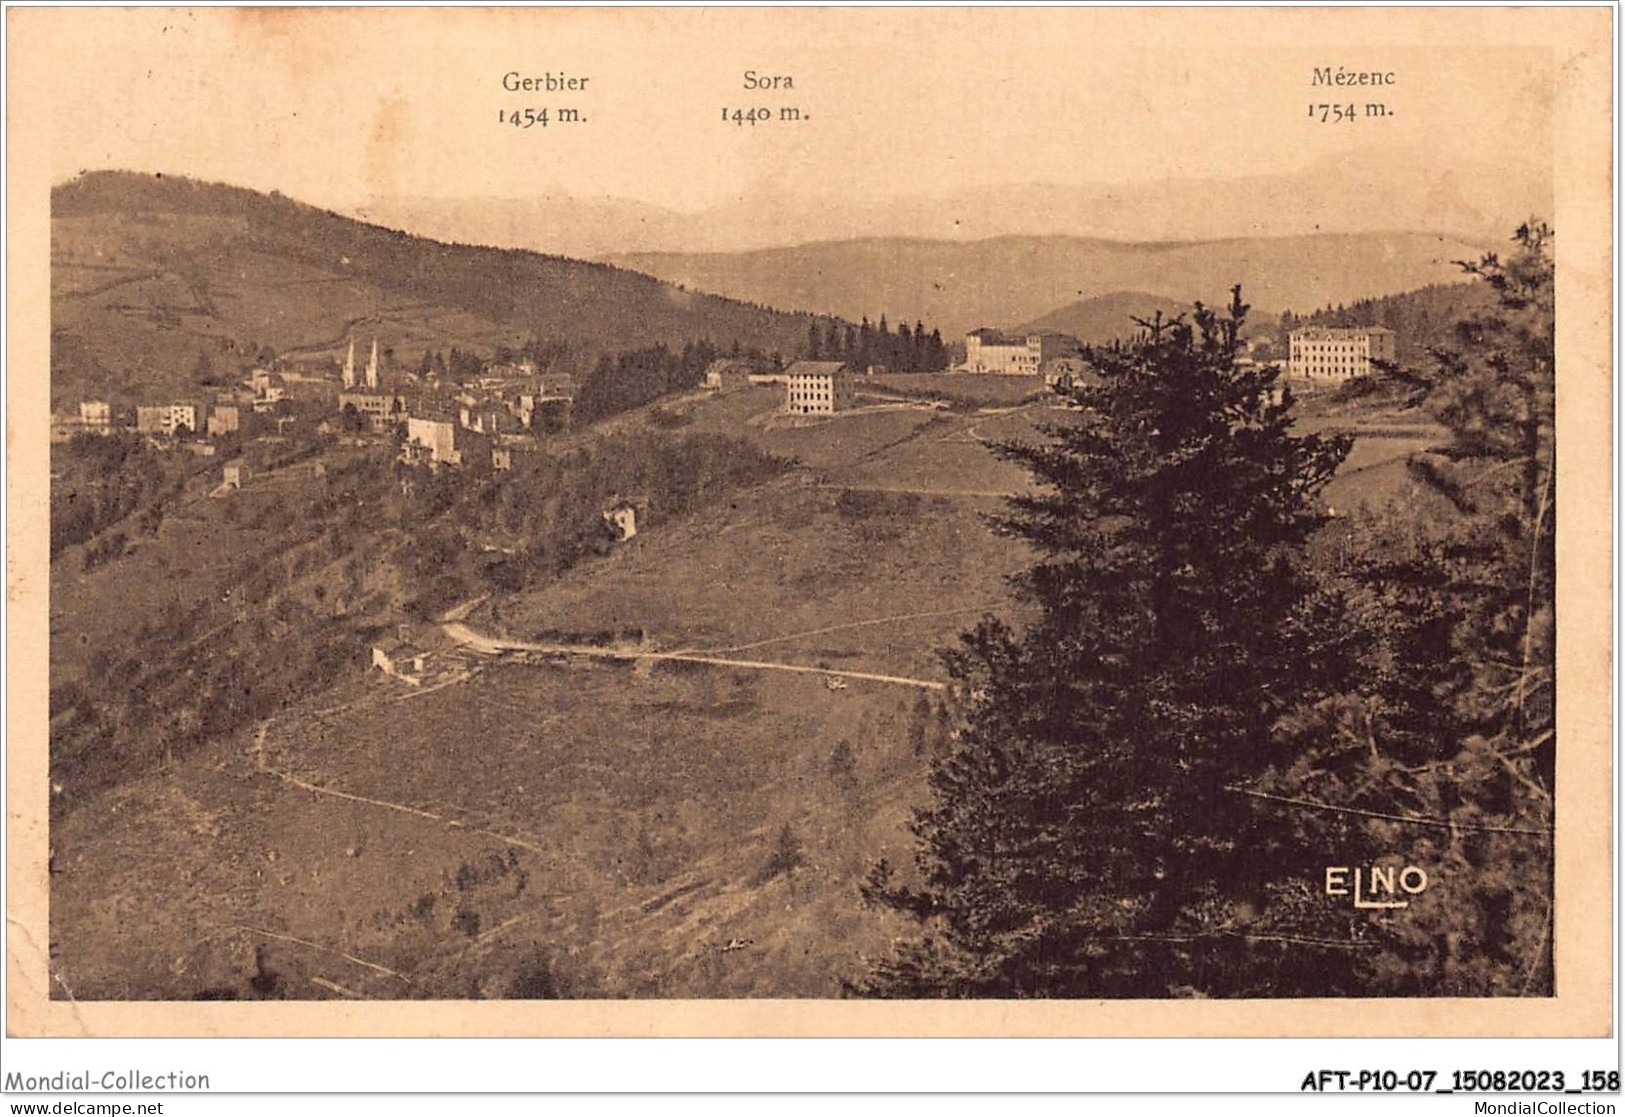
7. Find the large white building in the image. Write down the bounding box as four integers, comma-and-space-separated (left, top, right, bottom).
962, 330, 1075, 376
1287, 326, 1396, 382
785, 361, 855, 415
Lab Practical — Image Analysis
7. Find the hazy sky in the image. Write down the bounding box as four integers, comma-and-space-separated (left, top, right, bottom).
22, 7, 1554, 224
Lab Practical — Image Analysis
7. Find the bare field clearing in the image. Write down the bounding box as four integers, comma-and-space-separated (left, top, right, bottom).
50, 716, 576, 1001
665, 382, 1052, 496
865, 372, 1049, 406
753, 408, 952, 473
1295, 398, 1446, 512
51, 480, 256, 681
484, 472, 1033, 676
828, 417, 1038, 496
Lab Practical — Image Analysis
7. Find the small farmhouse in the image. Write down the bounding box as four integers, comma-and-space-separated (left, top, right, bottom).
1042, 356, 1095, 390
79, 400, 111, 431
371, 637, 428, 684
405, 414, 462, 465
249, 369, 287, 412
492, 437, 538, 472
703, 359, 766, 391
136, 403, 202, 437
603, 502, 638, 542
208, 405, 241, 438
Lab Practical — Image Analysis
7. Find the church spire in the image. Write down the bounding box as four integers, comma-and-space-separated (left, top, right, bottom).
366, 338, 380, 389
342, 338, 356, 388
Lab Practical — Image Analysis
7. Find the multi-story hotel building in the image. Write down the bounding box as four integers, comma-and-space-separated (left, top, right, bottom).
1287, 326, 1397, 381
963, 330, 1074, 376
785, 361, 855, 415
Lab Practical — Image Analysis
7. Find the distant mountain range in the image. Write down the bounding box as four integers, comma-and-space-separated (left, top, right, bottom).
50, 171, 1510, 413
49, 172, 826, 409
356, 147, 1548, 257
609, 232, 1492, 339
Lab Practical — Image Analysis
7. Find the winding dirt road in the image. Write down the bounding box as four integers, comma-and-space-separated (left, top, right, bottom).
440, 621, 947, 691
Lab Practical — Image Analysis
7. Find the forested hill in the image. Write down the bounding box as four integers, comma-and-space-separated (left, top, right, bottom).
1015, 291, 1201, 344
1286, 281, 1495, 363
50, 172, 828, 408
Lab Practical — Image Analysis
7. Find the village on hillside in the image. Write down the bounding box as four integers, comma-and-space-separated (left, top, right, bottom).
49, 298, 1419, 800
53, 319, 1398, 464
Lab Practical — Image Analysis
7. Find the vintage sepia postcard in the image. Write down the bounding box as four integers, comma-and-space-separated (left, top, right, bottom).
5, 5, 1613, 1040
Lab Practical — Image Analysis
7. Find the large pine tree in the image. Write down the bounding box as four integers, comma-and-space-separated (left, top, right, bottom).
859, 289, 1352, 997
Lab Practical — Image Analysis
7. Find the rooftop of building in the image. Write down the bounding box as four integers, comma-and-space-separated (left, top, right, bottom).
1289, 325, 1395, 339
784, 360, 849, 378
967, 328, 1065, 347
705, 357, 770, 374
372, 636, 427, 657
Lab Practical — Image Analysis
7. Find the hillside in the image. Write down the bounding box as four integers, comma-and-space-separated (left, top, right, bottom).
49, 349, 1448, 1000
50, 172, 826, 410
49, 381, 1039, 1000
609, 232, 1491, 339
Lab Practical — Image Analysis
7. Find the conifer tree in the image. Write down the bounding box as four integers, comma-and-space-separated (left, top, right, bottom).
1257, 223, 1557, 995
859, 289, 1351, 997
825, 321, 844, 361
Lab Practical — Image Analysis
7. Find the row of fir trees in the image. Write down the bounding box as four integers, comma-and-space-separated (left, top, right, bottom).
808, 315, 950, 373
860, 224, 1556, 998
